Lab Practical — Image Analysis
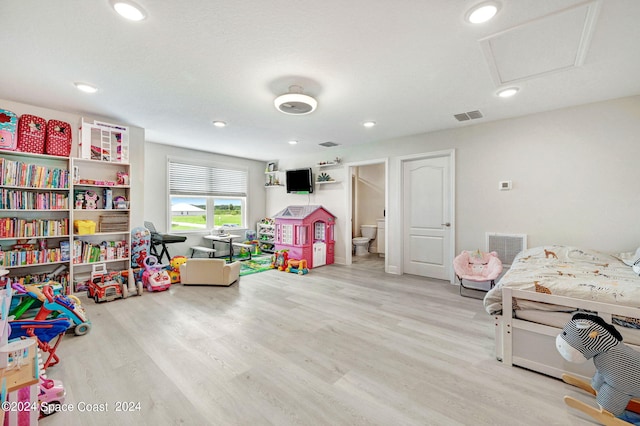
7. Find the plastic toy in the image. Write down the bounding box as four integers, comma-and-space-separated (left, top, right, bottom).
131, 226, 151, 268
286, 259, 309, 275
75, 192, 84, 209
87, 264, 124, 303
39, 376, 66, 417
120, 268, 144, 298
12, 282, 91, 336
168, 256, 188, 283
9, 317, 72, 370
271, 249, 289, 271
141, 255, 171, 292
84, 190, 99, 209
557, 313, 640, 424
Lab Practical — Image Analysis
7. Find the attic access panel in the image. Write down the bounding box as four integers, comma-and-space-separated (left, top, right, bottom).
479, 0, 601, 85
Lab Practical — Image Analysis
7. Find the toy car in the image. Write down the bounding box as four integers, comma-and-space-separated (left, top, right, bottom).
87, 272, 124, 303
142, 255, 171, 292
39, 377, 66, 417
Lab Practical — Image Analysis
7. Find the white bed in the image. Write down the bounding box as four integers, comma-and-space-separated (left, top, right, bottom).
484, 246, 640, 381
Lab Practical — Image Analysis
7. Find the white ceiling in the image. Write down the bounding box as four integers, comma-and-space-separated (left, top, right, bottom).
2, 0, 639, 161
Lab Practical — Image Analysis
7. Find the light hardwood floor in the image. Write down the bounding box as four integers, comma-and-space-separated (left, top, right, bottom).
40, 256, 596, 425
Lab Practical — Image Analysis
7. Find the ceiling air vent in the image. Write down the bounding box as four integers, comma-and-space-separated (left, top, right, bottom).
454, 110, 484, 122
319, 141, 339, 147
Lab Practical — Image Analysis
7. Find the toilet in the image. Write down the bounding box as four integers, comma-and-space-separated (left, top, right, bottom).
352, 225, 377, 256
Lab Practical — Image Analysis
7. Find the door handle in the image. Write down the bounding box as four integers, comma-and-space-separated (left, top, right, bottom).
441, 222, 451, 227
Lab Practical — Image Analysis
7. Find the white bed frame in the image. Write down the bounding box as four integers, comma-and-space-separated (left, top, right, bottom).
495, 288, 640, 381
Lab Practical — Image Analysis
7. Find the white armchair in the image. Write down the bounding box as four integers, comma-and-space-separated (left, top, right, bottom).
179, 258, 241, 286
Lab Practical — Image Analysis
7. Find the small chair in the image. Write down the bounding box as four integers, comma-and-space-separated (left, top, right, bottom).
179, 258, 241, 286
144, 221, 187, 263
453, 250, 503, 298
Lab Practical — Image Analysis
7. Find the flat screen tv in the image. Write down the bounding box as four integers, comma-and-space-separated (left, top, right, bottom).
286, 168, 314, 194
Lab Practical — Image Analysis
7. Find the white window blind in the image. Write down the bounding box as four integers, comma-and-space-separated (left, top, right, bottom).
169, 160, 247, 197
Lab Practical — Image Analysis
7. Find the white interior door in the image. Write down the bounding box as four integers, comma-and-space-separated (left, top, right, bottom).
402, 155, 452, 280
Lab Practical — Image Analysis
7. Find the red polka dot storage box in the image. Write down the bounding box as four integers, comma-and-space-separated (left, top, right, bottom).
0, 109, 18, 151
45, 119, 72, 157
16, 114, 46, 154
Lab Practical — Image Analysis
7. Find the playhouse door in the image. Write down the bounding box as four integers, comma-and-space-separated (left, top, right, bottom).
313, 242, 326, 268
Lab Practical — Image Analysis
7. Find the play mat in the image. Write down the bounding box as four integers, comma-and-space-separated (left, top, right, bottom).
238, 254, 274, 276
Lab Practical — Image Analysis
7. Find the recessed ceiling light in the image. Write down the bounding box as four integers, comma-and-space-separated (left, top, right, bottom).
74, 82, 98, 93
288, 140, 298, 145
110, 0, 147, 21
363, 121, 376, 128
497, 87, 519, 98
212, 121, 227, 127
465, 2, 500, 24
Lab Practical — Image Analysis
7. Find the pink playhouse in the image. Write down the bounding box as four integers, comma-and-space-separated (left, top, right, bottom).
273, 205, 336, 269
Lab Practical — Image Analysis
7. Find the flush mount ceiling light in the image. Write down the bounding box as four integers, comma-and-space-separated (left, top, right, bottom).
110, 0, 147, 21
288, 140, 298, 145
497, 87, 519, 98
465, 1, 500, 24
363, 121, 376, 128
74, 82, 98, 93
212, 121, 227, 127
274, 85, 317, 115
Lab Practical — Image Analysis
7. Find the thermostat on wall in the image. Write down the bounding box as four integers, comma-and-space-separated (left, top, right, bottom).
499, 180, 512, 191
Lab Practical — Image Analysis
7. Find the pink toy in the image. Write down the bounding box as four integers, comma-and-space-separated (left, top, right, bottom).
84, 190, 99, 209
453, 250, 503, 296
141, 255, 171, 292
39, 376, 66, 417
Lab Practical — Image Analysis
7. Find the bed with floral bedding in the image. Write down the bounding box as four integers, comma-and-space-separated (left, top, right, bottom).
482, 245, 640, 380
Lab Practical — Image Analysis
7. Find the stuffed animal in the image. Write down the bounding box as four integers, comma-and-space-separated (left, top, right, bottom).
556, 313, 640, 418
84, 190, 99, 209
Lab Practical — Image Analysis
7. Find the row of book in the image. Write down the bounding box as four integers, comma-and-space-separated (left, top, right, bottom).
0, 247, 68, 267
0, 189, 69, 210
0, 158, 69, 189
72, 239, 129, 265
0, 217, 69, 238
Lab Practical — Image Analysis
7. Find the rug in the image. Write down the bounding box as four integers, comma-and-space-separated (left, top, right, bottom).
238, 254, 274, 276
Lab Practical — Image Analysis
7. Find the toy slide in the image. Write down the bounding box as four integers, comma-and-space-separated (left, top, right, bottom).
562, 374, 640, 426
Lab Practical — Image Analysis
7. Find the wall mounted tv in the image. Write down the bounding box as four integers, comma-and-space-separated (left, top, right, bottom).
285, 168, 314, 194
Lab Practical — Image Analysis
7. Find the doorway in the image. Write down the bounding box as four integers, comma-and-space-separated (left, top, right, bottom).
345, 159, 387, 269
401, 151, 455, 281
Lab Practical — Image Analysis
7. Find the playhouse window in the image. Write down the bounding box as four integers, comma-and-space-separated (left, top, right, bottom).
296, 225, 308, 245
281, 224, 293, 245
314, 222, 325, 241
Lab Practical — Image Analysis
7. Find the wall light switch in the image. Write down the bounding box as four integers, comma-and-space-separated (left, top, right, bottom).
499, 180, 512, 191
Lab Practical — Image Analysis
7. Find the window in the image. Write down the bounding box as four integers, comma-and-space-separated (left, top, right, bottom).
168, 159, 247, 232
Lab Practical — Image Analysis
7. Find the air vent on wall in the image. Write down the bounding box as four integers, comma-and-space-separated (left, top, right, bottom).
486, 232, 527, 266
454, 110, 484, 122
319, 141, 340, 147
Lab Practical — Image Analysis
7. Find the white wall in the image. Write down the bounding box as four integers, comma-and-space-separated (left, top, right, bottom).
267, 95, 640, 273
143, 142, 267, 257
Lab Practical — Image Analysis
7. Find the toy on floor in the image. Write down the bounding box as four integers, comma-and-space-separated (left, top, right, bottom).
131, 226, 151, 268
168, 256, 188, 283
120, 268, 144, 298
39, 376, 66, 417
286, 259, 309, 275
142, 255, 171, 292
556, 313, 640, 425
271, 249, 289, 271
12, 282, 91, 336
